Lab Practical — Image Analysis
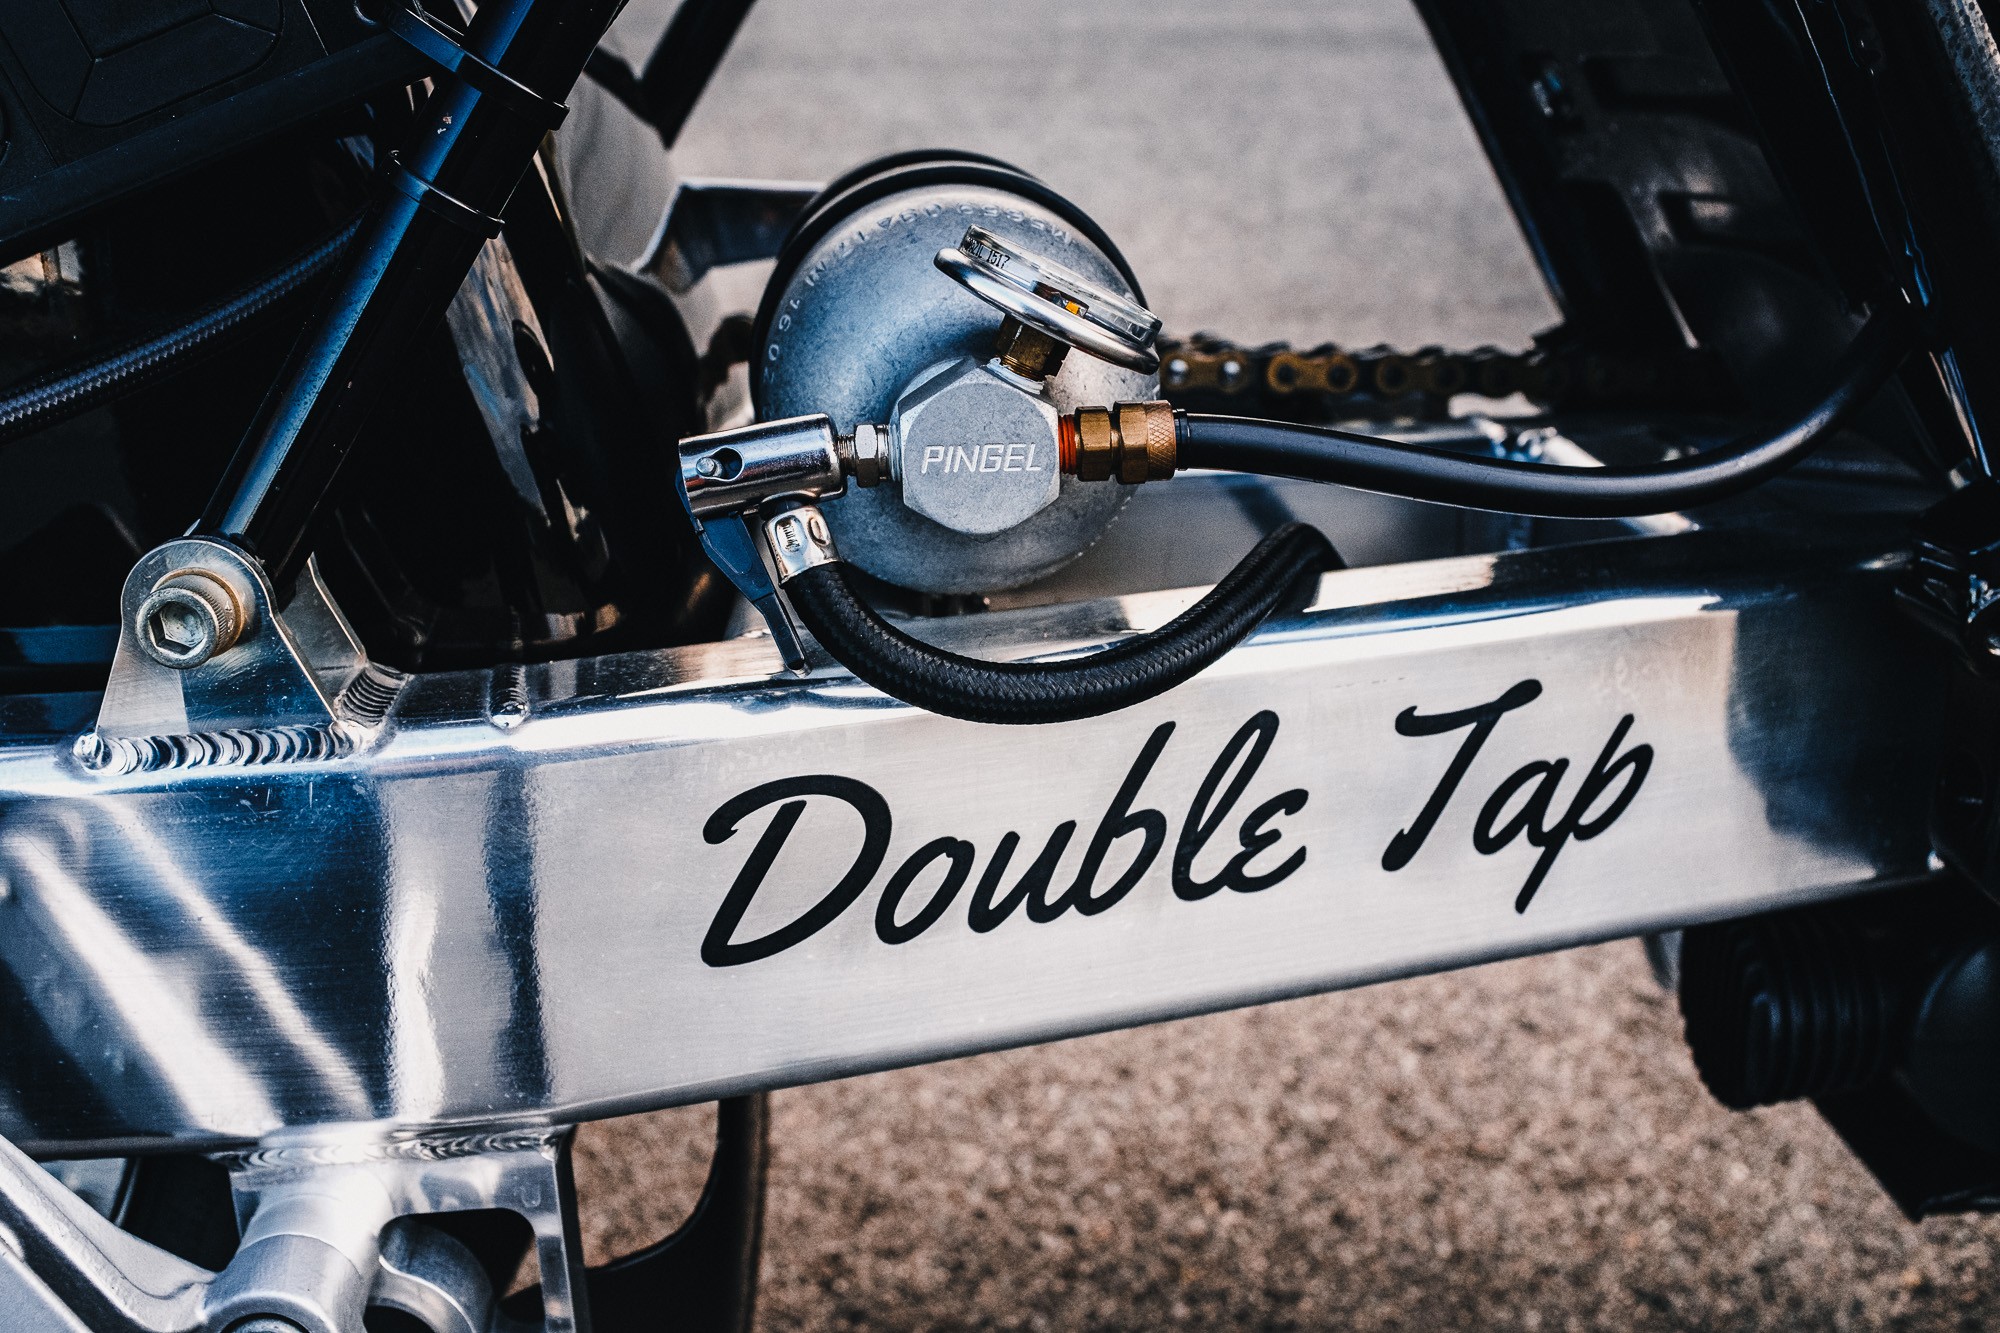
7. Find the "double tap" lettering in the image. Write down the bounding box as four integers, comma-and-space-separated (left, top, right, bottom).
1381, 679, 1652, 912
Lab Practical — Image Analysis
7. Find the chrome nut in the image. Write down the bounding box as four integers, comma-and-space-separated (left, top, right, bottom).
889, 357, 1063, 536
135, 570, 245, 669
839, 423, 892, 488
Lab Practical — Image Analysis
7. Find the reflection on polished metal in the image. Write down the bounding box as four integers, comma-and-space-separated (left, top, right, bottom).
445, 237, 553, 523
0, 526, 1943, 1156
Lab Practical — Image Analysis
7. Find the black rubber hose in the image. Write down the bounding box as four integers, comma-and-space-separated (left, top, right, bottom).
0, 218, 361, 447
1178, 310, 1910, 518
785, 522, 1339, 725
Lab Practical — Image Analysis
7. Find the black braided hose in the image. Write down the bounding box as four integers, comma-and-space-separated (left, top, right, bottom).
784, 522, 1339, 725
0, 219, 361, 446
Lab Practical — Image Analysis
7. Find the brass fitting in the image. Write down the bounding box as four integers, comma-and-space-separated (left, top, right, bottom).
1061, 401, 1177, 484
993, 316, 1070, 382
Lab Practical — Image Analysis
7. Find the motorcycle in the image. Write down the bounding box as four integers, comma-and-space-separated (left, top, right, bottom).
0, 0, 1994, 1327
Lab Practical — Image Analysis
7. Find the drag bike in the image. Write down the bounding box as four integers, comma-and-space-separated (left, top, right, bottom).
0, 0, 1996, 1327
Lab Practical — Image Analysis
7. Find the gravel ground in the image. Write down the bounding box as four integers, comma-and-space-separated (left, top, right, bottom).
575, 944, 2000, 1330
573, 2, 2000, 1327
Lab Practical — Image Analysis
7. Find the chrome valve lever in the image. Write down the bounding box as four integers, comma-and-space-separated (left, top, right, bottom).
678, 415, 848, 520
676, 415, 855, 671
934, 225, 1163, 374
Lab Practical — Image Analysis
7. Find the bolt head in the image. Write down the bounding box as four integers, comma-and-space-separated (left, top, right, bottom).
135, 572, 242, 670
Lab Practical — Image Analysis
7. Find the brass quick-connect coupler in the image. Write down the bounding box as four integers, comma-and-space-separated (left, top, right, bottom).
1060, 400, 1178, 484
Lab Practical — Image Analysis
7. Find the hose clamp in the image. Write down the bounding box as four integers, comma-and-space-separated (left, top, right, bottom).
384, 0, 569, 133
764, 505, 841, 582
386, 154, 506, 239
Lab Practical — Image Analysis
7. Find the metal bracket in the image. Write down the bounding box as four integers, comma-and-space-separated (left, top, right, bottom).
218, 1130, 593, 1333
84, 538, 395, 773
0, 1123, 593, 1332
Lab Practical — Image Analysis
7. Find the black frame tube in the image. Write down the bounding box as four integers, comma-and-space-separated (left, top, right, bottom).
640, 0, 761, 149
198, 0, 622, 588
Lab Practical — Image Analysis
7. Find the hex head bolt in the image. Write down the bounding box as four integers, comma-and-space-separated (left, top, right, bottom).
134, 570, 244, 669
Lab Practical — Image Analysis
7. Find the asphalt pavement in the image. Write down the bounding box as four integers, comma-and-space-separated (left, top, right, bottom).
572, 3, 2000, 1327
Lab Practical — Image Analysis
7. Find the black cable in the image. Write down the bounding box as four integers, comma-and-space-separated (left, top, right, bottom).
0, 219, 361, 447
785, 522, 1339, 725
583, 48, 651, 122
1178, 310, 1910, 518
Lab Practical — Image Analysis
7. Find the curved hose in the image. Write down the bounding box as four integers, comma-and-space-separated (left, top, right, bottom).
0, 219, 361, 446
1178, 310, 1910, 518
786, 522, 1339, 725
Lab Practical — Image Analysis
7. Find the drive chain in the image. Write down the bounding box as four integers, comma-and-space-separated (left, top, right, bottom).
1157, 332, 1730, 420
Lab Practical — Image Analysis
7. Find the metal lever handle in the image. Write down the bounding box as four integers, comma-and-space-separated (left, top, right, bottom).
935, 226, 1162, 373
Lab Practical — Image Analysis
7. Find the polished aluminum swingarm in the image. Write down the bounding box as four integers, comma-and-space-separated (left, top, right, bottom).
0, 521, 1943, 1328
0, 523, 1941, 1152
